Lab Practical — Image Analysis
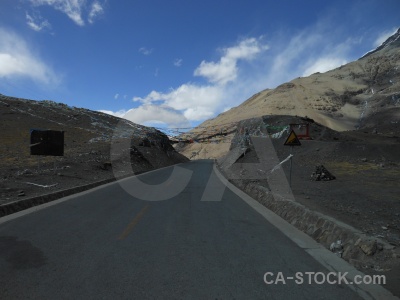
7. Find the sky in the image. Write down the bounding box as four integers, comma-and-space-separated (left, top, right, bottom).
0, 0, 399, 129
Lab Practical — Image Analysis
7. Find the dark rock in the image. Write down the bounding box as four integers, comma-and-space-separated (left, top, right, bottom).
330, 240, 343, 252
360, 240, 378, 256
311, 165, 336, 181
100, 161, 112, 170
139, 138, 152, 147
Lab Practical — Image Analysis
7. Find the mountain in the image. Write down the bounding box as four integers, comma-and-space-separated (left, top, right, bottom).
178, 28, 400, 159
0, 94, 188, 206
207, 27, 400, 132
361, 27, 400, 58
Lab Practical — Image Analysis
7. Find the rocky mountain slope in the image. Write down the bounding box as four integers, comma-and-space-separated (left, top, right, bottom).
0, 94, 188, 205
178, 28, 400, 159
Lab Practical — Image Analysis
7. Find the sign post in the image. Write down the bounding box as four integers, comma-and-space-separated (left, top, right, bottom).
284, 130, 301, 187
290, 147, 293, 186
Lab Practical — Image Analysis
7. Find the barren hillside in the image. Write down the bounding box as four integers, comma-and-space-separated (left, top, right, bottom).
0, 95, 188, 206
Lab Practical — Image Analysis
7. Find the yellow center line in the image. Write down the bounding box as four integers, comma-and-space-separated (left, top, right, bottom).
117, 204, 150, 240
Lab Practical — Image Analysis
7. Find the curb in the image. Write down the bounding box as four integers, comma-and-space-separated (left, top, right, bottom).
0, 161, 187, 218
235, 181, 397, 262
213, 163, 399, 300
0, 177, 118, 217
215, 162, 398, 274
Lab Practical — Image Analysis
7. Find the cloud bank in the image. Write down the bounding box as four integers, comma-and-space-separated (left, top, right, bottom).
194, 38, 268, 85
0, 28, 58, 84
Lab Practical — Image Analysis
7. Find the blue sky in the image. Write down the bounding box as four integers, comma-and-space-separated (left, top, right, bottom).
0, 0, 399, 129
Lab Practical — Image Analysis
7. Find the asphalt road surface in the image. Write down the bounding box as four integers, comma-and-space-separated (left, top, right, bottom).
0, 160, 365, 299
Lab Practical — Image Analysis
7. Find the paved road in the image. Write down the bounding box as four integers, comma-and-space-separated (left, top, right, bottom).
0, 160, 362, 299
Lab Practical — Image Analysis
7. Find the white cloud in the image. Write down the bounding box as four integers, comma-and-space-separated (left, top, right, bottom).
88, 1, 104, 24
302, 57, 347, 76
133, 90, 161, 103
29, 0, 105, 26
299, 36, 352, 77
194, 58, 236, 85
373, 28, 398, 47
261, 26, 356, 88
183, 107, 214, 121
26, 12, 52, 32
29, 0, 86, 26
173, 58, 183, 67
0, 28, 59, 84
123, 105, 190, 128
194, 38, 268, 85
163, 84, 223, 114
139, 47, 153, 55
265, 31, 326, 86
114, 93, 119, 99
133, 83, 224, 120
99, 106, 190, 128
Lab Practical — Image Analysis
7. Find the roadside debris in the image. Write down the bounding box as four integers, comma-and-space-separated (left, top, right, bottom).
329, 240, 343, 257
311, 165, 336, 181
25, 182, 58, 188
16, 169, 34, 176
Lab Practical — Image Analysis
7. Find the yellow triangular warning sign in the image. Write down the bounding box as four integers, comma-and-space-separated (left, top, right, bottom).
284, 130, 301, 146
